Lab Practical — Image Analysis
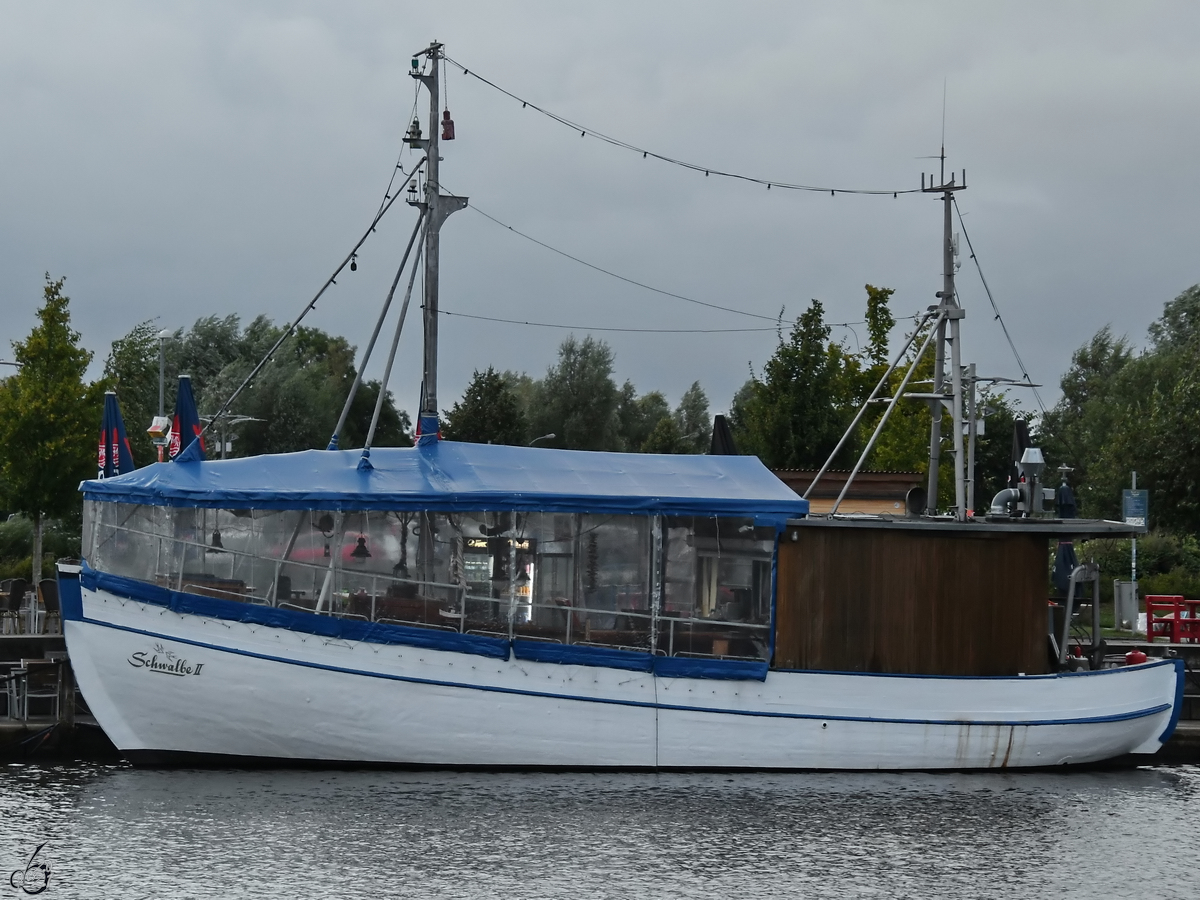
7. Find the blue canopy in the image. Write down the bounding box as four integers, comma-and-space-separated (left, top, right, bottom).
80, 440, 808, 524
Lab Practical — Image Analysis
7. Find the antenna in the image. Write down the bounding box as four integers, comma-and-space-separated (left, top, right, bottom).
921, 153, 967, 520
940, 78, 947, 185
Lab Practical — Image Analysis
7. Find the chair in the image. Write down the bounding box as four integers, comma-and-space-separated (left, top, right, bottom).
1, 579, 26, 635
276, 575, 302, 603
21, 660, 60, 721
37, 580, 60, 634
4, 667, 27, 719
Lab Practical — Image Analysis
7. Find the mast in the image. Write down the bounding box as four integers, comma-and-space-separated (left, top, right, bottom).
409, 42, 467, 442
921, 157, 967, 520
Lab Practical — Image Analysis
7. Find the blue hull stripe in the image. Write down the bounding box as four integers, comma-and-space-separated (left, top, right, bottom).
75, 564, 771, 680
1159, 657, 1186, 742
77, 564, 511, 661
69, 610, 1172, 730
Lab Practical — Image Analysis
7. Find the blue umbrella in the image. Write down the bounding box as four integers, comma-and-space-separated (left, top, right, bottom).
1052, 540, 1080, 596
169, 375, 206, 461
98, 391, 136, 478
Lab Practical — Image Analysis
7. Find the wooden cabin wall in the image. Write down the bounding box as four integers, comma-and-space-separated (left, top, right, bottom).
775, 528, 1049, 676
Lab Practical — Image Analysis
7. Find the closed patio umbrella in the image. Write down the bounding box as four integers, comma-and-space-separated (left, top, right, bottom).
98, 390, 136, 478
169, 374, 206, 461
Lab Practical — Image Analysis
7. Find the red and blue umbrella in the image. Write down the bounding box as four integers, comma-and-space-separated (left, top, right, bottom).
98, 390, 136, 478
168, 374, 206, 461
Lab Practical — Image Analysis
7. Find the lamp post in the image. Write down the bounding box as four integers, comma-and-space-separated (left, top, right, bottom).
201, 414, 266, 460
147, 329, 174, 462
157, 329, 171, 416
529, 433, 555, 446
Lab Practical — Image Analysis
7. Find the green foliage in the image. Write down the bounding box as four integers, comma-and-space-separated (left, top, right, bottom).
733, 289, 902, 470
443, 366, 528, 445
733, 299, 860, 468
527, 336, 621, 451
0, 276, 99, 581
455, 341, 711, 455
673, 381, 711, 453
102, 320, 162, 464
863, 284, 896, 368
971, 393, 1023, 511
1147, 284, 1200, 351
104, 315, 412, 457
1076, 532, 1200, 602
616, 383, 669, 452
0, 276, 103, 580
0, 515, 79, 581
867, 316, 934, 474
1038, 327, 1134, 518
1039, 284, 1200, 531
641, 416, 689, 454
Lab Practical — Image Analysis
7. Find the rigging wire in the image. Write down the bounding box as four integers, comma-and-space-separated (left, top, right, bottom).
952, 197, 1047, 417
191, 159, 428, 448
439, 307, 918, 335
465, 201, 919, 333
443, 55, 920, 198
468, 204, 777, 322
438, 309, 776, 333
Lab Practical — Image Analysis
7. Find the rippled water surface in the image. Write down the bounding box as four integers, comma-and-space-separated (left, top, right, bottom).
1, 764, 1198, 898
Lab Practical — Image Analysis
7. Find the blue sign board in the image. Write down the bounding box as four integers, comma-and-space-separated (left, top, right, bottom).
1122, 489, 1149, 527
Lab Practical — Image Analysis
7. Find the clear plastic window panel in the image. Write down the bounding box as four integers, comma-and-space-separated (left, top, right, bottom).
661, 517, 774, 662
83, 500, 776, 661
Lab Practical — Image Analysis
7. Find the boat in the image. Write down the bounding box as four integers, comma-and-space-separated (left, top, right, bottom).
58, 43, 1181, 769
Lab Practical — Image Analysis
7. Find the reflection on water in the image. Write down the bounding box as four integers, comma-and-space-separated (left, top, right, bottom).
1, 764, 1198, 899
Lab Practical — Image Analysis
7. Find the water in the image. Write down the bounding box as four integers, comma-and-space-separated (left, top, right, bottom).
1, 764, 1197, 899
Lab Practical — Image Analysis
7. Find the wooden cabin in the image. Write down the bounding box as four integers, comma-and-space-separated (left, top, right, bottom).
773, 517, 1138, 677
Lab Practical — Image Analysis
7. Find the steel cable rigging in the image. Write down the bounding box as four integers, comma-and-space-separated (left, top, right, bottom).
952, 197, 1048, 418
454, 201, 920, 335
443, 55, 921, 198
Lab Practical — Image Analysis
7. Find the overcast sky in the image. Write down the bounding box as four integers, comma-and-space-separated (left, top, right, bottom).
2, 1, 1197, 426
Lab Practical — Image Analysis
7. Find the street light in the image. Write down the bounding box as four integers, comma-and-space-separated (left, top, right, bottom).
147, 329, 174, 462
156, 329, 171, 415
201, 414, 266, 460
529, 433, 555, 446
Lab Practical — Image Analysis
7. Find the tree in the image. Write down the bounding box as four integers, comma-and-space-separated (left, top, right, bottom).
102, 320, 162, 463
732, 299, 865, 468
104, 315, 412, 459
616, 383, 669, 452
529, 336, 621, 451
673, 381, 711, 453
641, 415, 689, 454
1037, 326, 1133, 514
1038, 284, 1200, 530
443, 366, 529, 445
0, 276, 104, 582
1148, 284, 1200, 352
863, 284, 896, 369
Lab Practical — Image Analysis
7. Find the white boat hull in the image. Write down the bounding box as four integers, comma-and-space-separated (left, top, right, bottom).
65, 578, 1182, 770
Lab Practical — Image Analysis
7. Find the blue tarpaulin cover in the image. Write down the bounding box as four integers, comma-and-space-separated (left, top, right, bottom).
80, 440, 807, 524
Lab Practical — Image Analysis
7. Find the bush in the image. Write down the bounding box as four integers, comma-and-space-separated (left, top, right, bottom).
0, 515, 33, 561
0, 514, 80, 580
1075, 531, 1200, 602
0, 556, 33, 582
